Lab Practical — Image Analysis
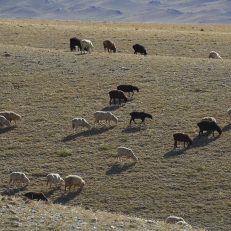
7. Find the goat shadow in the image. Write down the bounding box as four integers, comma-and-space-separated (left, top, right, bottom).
62, 126, 115, 142
52, 189, 82, 204
164, 133, 221, 158
1, 185, 28, 196
45, 187, 61, 197
222, 124, 231, 133
0, 126, 16, 134
106, 162, 136, 175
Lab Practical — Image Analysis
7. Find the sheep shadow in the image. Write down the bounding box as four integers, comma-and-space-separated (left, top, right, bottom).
0, 126, 16, 134
45, 187, 61, 197
52, 189, 82, 204
122, 125, 144, 133
62, 126, 115, 142
1, 185, 28, 196
164, 148, 188, 158
192, 134, 221, 148
222, 124, 231, 132
100, 105, 120, 111
106, 162, 136, 175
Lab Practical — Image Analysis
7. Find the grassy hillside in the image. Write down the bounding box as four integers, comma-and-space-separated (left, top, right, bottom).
0, 18, 231, 230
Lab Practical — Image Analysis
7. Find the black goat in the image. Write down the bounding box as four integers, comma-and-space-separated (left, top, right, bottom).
197, 120, 222, 137
133, 44, 147, 55
117, 84, 139, 97
24, 191, 48, 201
109, 90, 127, 105
130, 112, 152, 125
173, 132, 192, 148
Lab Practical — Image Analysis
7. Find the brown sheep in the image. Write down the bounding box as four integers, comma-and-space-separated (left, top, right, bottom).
0, 111, 21, 124
109, 90, 127, 105
103, 40, 116, 53
64, 175, 85, 192
173, 132, 192, 148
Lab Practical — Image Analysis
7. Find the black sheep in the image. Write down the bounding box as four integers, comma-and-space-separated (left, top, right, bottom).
70, 37, 88, 52
132, 44, 147, 55
117, 84, 139, 97
24, 191, 48, 201
130, 112, 152, 125
173, 132, 193, 148
109, 90, 127, 105
197, 120, 222, 137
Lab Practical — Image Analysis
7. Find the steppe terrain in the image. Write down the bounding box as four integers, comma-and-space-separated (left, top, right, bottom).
0, 18, 231, 230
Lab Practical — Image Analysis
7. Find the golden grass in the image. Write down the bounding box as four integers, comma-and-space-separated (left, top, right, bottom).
0, 18, 231, 230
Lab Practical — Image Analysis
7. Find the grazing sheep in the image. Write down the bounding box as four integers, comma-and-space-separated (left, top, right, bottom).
117, 84, 139, 97
166, 216, 185, 224
0, 111, 21, 124
72, 118, 91, 130
70, 37, 81, 51
9, 172, 30, 188
103, 40, 116, 53
24, 191, 48, 201
209, 51, 222, 59
117, 147, 138, 162
227, 108, 231, 124
0, 115, 11, 127
133, 44, 147, 55
130, 112, 152, 125
109, 90, 127, 105
197, 120, 222, 136
176, 220, 192, 228
80, 39, 94, 53
94, 111, 118, 126
64, 175, 85, 192
173, 132, 193, 148
201, 116, 217, 123
46, 173, 64, 189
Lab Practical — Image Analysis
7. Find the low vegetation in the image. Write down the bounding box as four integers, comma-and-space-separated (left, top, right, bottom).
0, 18, 231, 230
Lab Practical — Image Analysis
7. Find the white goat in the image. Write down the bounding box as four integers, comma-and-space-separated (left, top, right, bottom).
209, 51, 222, 59
0, 115, 11, 127
9, 172, 30, 188
117, 147, 138, 162
227, 108, 231, 124
94, 111, 118, 126
80, 39, 94, 53
72, 118, 91, 130
46, 173, 64, 189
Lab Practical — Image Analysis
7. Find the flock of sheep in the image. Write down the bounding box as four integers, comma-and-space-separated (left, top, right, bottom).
1, 35, 230, 228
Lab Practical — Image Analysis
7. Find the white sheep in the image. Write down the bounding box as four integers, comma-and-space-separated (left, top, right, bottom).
46, 173, 64, 189
201, 116, 217, 123
72, 118, 91, 130
64, 175, 85, 192
209, 51, 222, 59
80, 39, 94, 54
0, 115, 11, 127
94, 111, 118, 126
117, 147, 138, 162
227, 108, 231, 124
0, 111, 21, 124
166, 215, 185, 224
9, 172, 30, 188
176, 220, 192, 228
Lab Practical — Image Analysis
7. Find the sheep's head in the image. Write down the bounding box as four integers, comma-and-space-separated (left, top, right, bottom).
132, 155, 138, 161
80, 180, 85, 188
16, 114, 22, 121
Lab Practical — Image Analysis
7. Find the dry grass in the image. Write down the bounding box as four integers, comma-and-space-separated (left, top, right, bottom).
0, 18, 231, 231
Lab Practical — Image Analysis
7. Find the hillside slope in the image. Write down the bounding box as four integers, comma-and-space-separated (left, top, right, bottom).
0, 18, 231, 230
